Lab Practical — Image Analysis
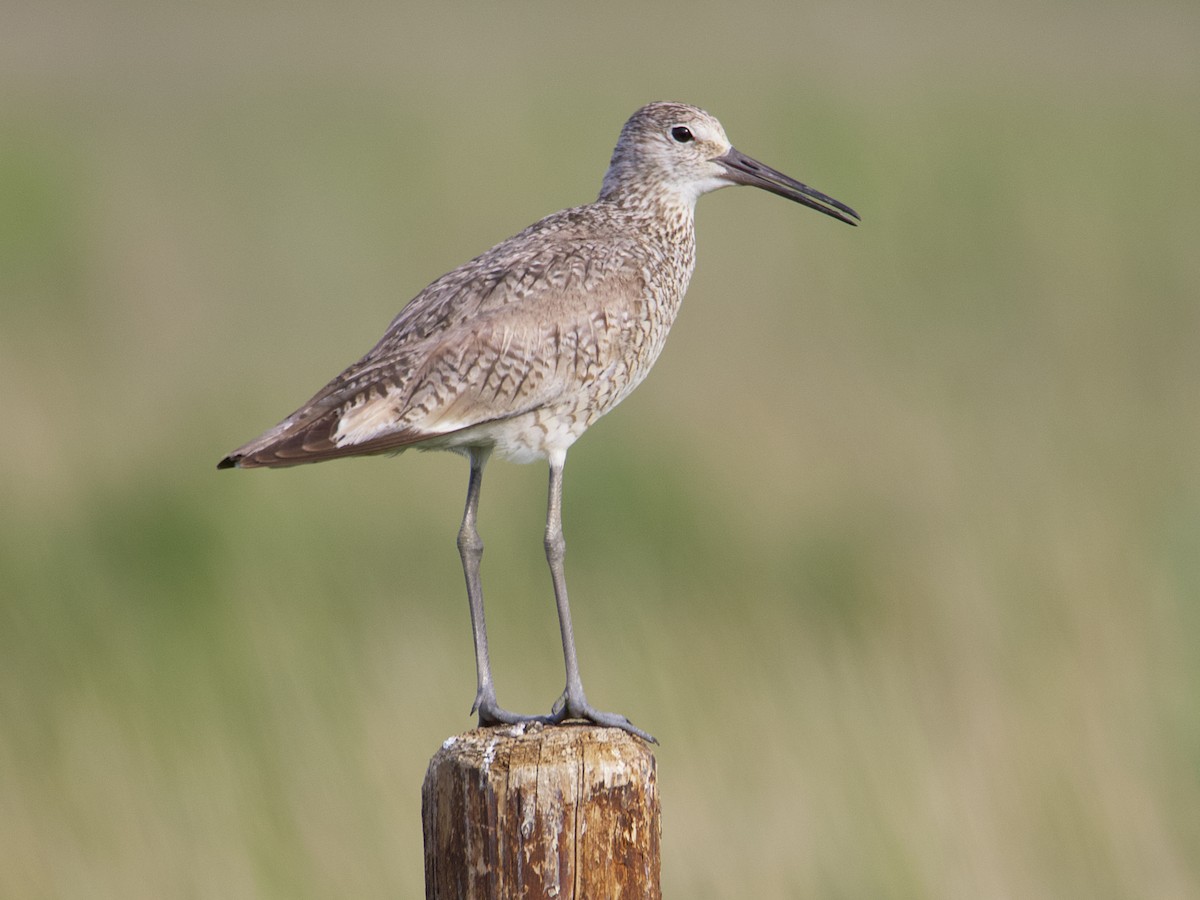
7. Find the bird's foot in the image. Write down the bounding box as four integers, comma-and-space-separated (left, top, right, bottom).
549, 689, 657, 744
472, 688, 552, 729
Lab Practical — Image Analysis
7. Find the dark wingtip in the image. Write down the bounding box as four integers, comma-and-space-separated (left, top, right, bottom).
216, 455, 238, 470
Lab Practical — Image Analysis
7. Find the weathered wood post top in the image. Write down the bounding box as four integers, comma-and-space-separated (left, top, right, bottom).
422, 723, 660, 899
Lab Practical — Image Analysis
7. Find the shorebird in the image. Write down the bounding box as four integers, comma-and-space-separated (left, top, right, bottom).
219, 101, 859, 742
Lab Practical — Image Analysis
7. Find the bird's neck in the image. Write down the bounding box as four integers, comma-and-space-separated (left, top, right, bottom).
599, 168, 697, 215
598, 184, 697, 253
623, 198, 697, 317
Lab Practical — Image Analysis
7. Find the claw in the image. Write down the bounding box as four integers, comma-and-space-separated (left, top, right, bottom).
549, 693, 657, 743
474, 691, 552, 728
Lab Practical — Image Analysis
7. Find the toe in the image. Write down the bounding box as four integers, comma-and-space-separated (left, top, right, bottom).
552, 702, 657, 743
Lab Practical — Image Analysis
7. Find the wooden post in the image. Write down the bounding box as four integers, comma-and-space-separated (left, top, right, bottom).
422, 723, 661, 899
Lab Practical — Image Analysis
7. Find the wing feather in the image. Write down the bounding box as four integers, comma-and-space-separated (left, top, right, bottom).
220, 209, 654, 470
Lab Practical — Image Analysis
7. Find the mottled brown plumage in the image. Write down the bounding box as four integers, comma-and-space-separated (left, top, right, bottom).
220, 204, 693, 468
219, 102, 858, 740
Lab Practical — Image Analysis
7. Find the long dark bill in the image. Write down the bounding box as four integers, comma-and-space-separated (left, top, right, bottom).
717, 147, 860, 226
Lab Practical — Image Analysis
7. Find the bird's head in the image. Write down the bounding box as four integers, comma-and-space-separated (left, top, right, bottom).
601, 101, 859, 226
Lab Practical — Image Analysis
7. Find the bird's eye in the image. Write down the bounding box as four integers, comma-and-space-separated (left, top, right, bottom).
671, 126, 695, 144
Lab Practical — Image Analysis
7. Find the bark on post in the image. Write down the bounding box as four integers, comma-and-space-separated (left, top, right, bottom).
422, 723, 660, 899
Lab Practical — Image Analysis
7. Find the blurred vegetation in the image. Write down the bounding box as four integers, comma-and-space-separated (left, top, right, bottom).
3, 1, 1199, 897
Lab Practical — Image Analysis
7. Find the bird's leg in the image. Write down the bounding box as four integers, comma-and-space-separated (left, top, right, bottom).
543, 454, 656, 743
458, 448, 546, 728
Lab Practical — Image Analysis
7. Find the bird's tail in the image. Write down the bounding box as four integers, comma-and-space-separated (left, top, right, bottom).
218, 406, 429, 469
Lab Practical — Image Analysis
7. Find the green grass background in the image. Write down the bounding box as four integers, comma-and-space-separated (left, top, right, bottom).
3, 1, 1199, 896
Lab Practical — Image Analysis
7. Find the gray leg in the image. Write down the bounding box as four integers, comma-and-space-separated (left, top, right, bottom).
458, 447, 547, 728
544, 455, 656, 743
